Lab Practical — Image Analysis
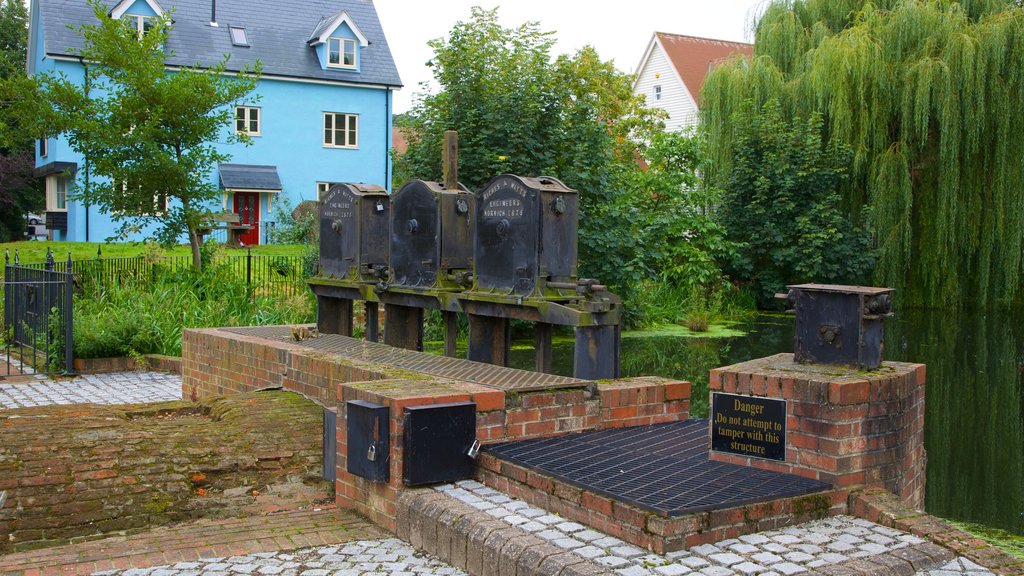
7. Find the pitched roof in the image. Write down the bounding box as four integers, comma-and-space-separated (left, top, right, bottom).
654, 32, 752, 104
36, 0, 402, 88
219, 163, 282, 190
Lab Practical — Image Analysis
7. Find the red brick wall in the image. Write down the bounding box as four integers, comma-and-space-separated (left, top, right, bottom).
182, 327, 694, 530
182, 328, 389, 404
708, 353, 926, 509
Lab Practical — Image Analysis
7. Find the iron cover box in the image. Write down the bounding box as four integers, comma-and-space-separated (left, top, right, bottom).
402, 401, 477, 486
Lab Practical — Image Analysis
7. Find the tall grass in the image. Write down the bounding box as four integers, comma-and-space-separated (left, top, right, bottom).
631, 282, 756, 330
73, 260, 313, 358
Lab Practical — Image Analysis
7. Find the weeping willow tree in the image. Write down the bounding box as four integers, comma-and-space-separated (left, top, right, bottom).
702, 0, 1024, 308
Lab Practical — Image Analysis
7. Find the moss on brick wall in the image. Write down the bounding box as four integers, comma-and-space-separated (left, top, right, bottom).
0, 391, 328, 553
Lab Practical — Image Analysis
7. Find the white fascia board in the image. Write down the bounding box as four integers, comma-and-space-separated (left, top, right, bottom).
46, 54, 400, 90
631, 33, 659, 90
109, 0, 166, 19
311, 11, 368, 47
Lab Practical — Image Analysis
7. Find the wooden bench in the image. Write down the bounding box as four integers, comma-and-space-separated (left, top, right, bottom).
197, 212, 253, 247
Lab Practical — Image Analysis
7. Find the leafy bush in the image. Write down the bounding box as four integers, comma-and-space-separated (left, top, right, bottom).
72, 260, 313, 358
720, 100, 876, 306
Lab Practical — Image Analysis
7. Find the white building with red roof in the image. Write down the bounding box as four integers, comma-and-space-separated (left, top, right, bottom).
633, 32, 753, 133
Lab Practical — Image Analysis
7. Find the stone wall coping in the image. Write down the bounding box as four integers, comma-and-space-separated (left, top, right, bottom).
712, 353, 924, 382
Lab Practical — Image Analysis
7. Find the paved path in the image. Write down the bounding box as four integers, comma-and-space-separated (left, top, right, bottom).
0, 508, 386, 575
436, 481, 994, 576
0, 371, 181, 408
90, 538, 466, 576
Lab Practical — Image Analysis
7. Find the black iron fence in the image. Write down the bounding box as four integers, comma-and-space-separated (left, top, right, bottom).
2, 252, 74, 376
14, 248, 314, 298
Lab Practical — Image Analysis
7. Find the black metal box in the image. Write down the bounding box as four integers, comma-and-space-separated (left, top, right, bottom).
786, 283, 894, 370
390, 179, 473, 289
346, 400, 390, 483
474, 175, 578, 295
402, 402, 477, 486
319, 183, 390, 281
323, 407, 337, 482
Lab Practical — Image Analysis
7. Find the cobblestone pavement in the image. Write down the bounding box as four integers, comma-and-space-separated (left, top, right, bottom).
436, 481, 992, 576
91, 538, 466, 576
0, 371, 181, 408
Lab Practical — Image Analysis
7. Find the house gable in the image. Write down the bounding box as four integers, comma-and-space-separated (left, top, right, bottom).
632, 32, 752, 132
633, 36, 698, 132
109, 0, 164, 19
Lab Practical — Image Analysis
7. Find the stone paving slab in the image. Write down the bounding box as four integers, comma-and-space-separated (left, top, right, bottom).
88, 538, 466, 576
435, 481, 988, 576
0, 371, 182, 408
0, 508, 385, 575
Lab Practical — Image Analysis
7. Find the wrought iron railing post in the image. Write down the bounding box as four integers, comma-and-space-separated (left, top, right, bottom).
246, 247, 253, 294
64, 253, 74, 375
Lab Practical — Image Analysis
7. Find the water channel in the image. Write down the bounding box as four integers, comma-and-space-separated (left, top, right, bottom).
495, 310, 1023, 536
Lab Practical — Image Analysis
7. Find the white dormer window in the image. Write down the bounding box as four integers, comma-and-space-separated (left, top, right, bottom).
327, 37, 357, 69
124, 14, 155, 38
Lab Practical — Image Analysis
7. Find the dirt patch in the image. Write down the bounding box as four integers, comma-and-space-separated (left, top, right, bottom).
0, 391, 330, 553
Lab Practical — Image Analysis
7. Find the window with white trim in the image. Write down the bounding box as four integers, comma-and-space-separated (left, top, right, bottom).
235, 106, 261, 136
654, 85, 662, 101
317, 181, 342, 196
323, 113, 358, 148
113, 179, 168, 216
327, 37, 356, 69
124, 14, 155, 38
46, 174, 68, 211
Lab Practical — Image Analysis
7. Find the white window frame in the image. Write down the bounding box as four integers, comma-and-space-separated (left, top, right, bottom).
317, 181, 342, 196
235, 106, 261, 136
323, 112, 358, 149
112, 179, 169, 216
654, 85, 662, 101
326, 37, 357, 69
46, 174, 68, 211
124, 14, 155, 38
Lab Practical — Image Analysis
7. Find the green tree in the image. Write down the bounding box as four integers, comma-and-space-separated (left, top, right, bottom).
702, 0, 1024, 308
396, 7, 664, 292
4, 0, 259, 268
0, 0, 41, 242
719, 100, 874, 305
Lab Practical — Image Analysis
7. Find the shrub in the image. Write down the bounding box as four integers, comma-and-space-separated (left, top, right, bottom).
72, 260, 314, 358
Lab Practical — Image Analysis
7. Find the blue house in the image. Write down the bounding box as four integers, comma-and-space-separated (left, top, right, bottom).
28, 0, 402, 244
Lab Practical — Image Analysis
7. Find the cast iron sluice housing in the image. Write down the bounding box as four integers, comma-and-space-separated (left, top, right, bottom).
486, 420, 831, 516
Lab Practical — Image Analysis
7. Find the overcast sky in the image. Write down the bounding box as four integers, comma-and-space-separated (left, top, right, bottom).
375, 0, 768, 113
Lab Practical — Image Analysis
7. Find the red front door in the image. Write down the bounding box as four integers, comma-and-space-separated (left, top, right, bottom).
233, 192, 261, 245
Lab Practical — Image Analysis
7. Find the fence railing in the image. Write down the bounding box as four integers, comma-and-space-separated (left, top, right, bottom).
12, 248, 315, 298
2, 252, 74, 375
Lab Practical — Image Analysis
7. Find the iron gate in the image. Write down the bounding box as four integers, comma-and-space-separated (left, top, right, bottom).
2, 250, 74, 376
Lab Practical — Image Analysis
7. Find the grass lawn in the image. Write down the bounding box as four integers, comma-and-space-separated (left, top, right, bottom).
1, 241, 311, 263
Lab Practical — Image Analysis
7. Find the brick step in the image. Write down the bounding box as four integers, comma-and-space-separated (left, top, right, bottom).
398, 489, 959, 576
0, 507, 385, 575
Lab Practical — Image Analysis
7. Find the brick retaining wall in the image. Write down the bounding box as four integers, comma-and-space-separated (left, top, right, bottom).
181, 327, 692, 533
0, 392, 327, 553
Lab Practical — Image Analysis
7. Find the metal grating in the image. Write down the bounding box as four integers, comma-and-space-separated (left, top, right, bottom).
485, 419, 831, 517
222, 326, 590, 391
